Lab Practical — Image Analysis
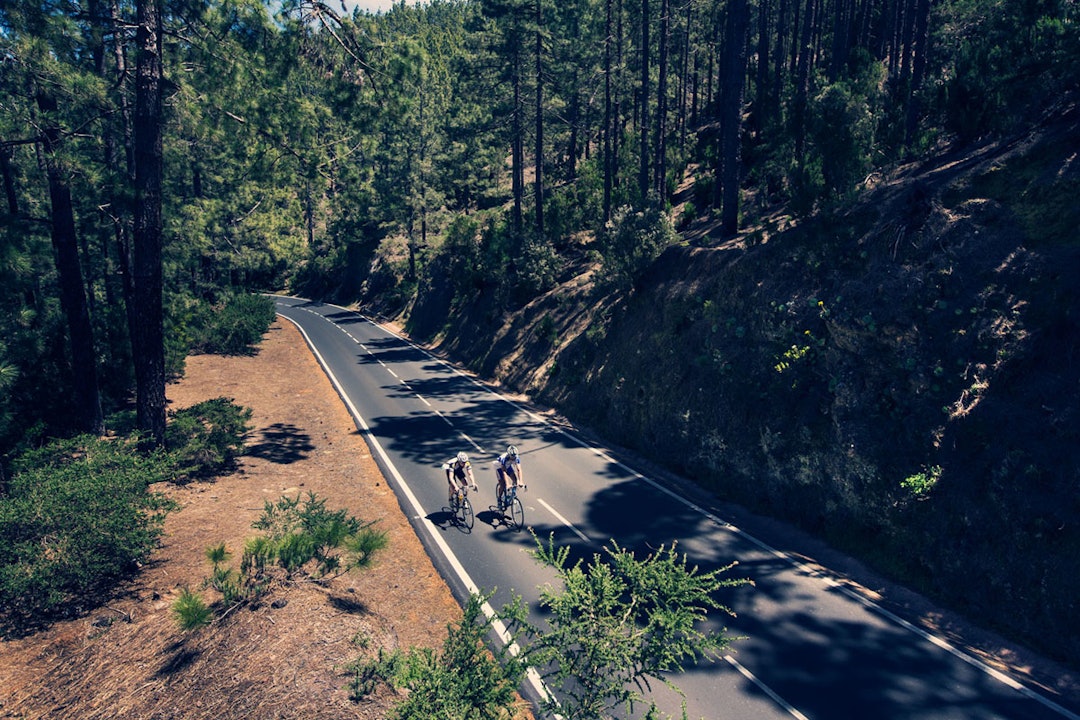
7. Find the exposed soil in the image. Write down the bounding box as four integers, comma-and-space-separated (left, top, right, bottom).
0, 318, 494, 719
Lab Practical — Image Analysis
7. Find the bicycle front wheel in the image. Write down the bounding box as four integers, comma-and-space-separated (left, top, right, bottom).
460, 495, 475, 529
508, 495, 524, 529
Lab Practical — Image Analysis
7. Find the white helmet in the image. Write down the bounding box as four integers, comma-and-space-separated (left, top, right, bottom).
457, 452, 469, 463
506, 445, 519, 458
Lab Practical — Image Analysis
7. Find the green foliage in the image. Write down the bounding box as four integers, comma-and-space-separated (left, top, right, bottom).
344, 534, 746, 718
0, 436, 174, 635
165, 398, 252, 482
528, 534, 748, 720
190, 293, 277, 356
386, 593, 527, 719
600, 205, 679, 293
901, 465, 942, 500
938, 0, 1080, 139
443, 215, 485, 296
536, 314, 558, 346
173, 493, 388, 629
808, 81, 878, 196
513, 236, 560, 304
172, 587, 213, 631
252, 491, 389, 578
346, 646, 405, 701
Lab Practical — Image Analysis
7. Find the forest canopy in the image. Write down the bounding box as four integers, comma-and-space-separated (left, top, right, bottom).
1, 0, 1077, 452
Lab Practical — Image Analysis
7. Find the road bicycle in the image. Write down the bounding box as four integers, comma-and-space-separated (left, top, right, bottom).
496, 483, 525, 530
449, 484, 475, 530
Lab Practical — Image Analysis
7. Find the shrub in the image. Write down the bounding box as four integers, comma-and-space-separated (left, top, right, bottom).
165, 397, 252, 482
0, 435, 174, 636
173, 493, 389, 628
390, 592, 527, 720
172, 587, 213, 631
345, 592, 527, 718
900, 465, 942, 500
252, 492, 389, 578
529, 534, 748, 720
200, 293, 276, 356
600, 204, 679, 292
171, 292, 276, 360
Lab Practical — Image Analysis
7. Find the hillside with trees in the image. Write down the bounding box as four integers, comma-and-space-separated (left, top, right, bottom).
2, 0, 1078, 673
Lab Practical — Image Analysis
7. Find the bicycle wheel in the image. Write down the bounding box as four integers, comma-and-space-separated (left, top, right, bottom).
508, 494, 524, 529
460, 494, 475, 529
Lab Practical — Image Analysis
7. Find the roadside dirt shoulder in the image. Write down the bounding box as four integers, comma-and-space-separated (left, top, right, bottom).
0, 319, 463, 719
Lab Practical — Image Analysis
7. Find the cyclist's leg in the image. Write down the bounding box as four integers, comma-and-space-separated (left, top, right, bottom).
495, 467, 506, 506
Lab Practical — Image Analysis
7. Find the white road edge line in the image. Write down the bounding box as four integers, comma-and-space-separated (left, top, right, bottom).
278, 312, 561, 717
279, 299, 1080, 720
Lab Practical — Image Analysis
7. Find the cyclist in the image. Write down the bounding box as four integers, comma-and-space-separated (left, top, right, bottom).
444, 451, 476, 504
494, 445, 524, 507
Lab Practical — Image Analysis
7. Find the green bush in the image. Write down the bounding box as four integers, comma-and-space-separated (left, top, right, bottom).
390, 593, 527, 720
172, 587, 213, 631
529, 534, 748, 720
600, 204, 679, 292
168, 292, 276, 364
0, 435, 174, 636
195, 293, 277, 356
252, 492, 389, 578
345, 592, 527, 718
173, 493, 389, 629
165, 397, 252, 482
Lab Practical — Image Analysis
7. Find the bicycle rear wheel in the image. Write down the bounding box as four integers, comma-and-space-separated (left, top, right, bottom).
460, 495, 475, 529
508, 494, 524, 529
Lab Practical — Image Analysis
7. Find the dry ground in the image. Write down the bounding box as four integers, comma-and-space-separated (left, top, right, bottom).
0, 318, 510, 719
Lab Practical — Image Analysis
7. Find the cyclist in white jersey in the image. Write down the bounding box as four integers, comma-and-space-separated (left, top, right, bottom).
494, 445, 523, 506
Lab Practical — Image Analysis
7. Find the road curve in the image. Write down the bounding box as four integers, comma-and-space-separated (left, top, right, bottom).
272, 295, 1078, 720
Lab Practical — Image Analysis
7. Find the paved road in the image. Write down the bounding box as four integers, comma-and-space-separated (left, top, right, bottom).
273, 296, 1078, 720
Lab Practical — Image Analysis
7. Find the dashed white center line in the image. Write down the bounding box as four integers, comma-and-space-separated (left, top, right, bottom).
725, 656, 809, 719
537, 498, 592, 544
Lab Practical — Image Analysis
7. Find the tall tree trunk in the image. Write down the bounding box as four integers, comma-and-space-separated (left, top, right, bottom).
1, 148, 17, 214
754, 0, 771, 138
638, 0, 650, 203
109, 0, 137, 366
613, 0, 624, 192
903, 0, 931, 151
773, 0, 788, 120
789, 0, 802, 77
830, 0, 853, 81
792, 0, 817, 165
678, 0, 693, 150
604, 0, 614, 222
35, 91, 105, 436
132, 0, 166, 447
565, 4, 582, 181
566, 68, 581, 180
534, 0, 544, 236
652, 0, 670, 197
898, 0, 915, 87
720, 0, 749, 236
512, 48, 525, 235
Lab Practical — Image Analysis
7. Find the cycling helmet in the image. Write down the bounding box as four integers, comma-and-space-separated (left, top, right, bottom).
507, 445, 519, 458
457, 451, 469, 463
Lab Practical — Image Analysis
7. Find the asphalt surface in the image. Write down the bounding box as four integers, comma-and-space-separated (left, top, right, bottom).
273, 296, 1079, 720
